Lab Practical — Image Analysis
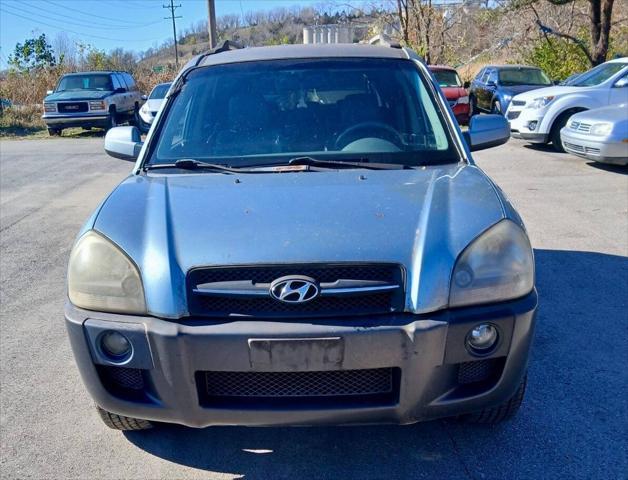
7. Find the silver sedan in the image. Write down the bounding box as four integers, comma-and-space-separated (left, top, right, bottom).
561, 105, 628, 165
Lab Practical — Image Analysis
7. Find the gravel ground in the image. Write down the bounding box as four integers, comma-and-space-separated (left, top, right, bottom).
1, 137, 626, 479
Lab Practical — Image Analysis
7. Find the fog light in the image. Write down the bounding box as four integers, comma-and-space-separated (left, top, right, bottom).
527, 121, 538, 131
466, 324, 498, 354
100, 331, 131, 359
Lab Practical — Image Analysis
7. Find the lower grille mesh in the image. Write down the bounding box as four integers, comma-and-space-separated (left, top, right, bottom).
202, 368, 395, 398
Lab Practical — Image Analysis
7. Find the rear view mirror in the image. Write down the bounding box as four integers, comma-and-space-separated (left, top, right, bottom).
104, 126, 143, 161
141, 94, 148, 101
46, 90, 53, 95
463, 114, 510, 151
486, 80, 497, 87
114, 87, 127, 94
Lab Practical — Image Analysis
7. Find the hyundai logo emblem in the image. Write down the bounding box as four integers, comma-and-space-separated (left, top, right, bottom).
269, 276, 320, 304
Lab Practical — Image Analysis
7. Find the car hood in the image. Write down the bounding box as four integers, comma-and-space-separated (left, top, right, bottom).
570, 104, 628, 123
45, 90, 112, 102
145, 99, 164, 112
511, 85, 583, 101
499, 84, 549, 97
93, 165, 506, 318
441, 86, 467, 99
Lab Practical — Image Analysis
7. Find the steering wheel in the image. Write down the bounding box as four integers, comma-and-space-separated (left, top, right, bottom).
334, 121, 403, 150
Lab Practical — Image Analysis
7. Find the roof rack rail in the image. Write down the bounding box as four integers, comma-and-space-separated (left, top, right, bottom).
368, 34, 402, 49
195, 40, 243, 66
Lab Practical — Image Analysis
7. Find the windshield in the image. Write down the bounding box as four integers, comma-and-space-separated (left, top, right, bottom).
149, 83, 171, 99
571, 62, 627, 86
498, 68, 551, 86
56, 74, 113, 92
148, 58, 458, 168
432, 70, 462, 88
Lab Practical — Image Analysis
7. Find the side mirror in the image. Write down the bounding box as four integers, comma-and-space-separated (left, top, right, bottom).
104, 126, 143, 161
114, 87, 127, 94
486, 80, 497, 87
614, 77, 628, 88
463, 114, 510, 152
463, 81, 470, 89
46, 90, 53, 95
141, 94, 148, 101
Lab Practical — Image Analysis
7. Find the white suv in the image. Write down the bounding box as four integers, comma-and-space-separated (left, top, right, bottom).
506, 58, 628, 151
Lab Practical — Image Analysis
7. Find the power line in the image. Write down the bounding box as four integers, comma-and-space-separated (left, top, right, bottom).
7, 1, 162, 31
0, 5, 163, 44
41, 0, 162, 26
163, 0, 182, 68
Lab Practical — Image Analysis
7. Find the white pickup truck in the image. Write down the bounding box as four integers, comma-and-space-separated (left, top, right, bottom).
506, 57, 628, 151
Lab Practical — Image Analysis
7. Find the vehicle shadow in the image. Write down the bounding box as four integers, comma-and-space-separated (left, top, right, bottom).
124, 249, 628, 479
585, 161, 628, 174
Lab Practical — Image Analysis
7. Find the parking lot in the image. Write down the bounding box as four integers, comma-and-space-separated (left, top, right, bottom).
0, 137, 626, 479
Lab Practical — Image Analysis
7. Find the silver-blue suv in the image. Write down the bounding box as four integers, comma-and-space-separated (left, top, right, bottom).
65, 43, 537, 431
43, 71, 144, 136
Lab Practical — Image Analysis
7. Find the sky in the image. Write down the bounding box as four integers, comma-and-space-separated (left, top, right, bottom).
0, 0, 329, 68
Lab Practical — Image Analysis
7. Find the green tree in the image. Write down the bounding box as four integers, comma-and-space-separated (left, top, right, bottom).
9, 34, 56, 72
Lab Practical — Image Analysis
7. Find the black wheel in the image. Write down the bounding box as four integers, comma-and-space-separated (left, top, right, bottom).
469, 96, 478, 116
82, 126, 92, 131
105, 107, 118, 131
47, 127, 62, 136
549, 114, 572, 152
96, 405, 153, 431
462, 373, 527, 424
131, 103, 140, 127
491, 99, 502, 115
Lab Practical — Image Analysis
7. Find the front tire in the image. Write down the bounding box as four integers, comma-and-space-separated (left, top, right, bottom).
105, 108, 117, 131
462, 373, 527, 424
47, 127, 62, 136
96, 406, 153, 431
550, 114, 571, 152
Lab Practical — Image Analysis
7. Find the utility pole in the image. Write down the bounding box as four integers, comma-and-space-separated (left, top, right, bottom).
163, 0, 182, 68
207, 0, 217, 49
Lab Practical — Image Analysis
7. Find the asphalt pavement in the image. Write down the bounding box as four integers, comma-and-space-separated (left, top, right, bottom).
1, 137, 626, 479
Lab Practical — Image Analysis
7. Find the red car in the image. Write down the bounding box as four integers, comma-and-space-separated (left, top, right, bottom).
429, 65, 470, 125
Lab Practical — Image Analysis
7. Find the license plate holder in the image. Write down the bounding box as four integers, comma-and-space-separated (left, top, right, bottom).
248, 337, 344, 370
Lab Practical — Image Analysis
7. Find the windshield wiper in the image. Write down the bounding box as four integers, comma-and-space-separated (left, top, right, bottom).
145, 159, 251, 173
285, 156, 412, 170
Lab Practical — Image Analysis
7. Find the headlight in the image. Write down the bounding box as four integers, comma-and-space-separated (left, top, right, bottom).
589, 122, 612, 136
89, 100, 106, 111
449, 220, 534, 307
456, 95, 469, 105
526, 96, 555, 109
68, 231, 146, 314
44, 103, 56, 113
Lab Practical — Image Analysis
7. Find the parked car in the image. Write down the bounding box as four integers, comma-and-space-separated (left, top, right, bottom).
138, 82, 172, 133
507, 57, 628, 151
42, 71, 144, 136
429, 65, 470, 124
66, 43, 536, 432
469, 65, 552, 115
560, 105, 628, 165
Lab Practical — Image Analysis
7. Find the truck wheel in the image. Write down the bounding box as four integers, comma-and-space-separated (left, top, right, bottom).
47, 128, 62, 136
462, 373, 527, 424
96, 405, 153, 431
105, 108, 117, 131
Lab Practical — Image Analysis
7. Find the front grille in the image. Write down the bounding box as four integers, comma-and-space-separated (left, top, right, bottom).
198, 368, 399, 407
187, 264, 404, 318
507, 111, 521, 120
512, 100, 526, 106
570, 121, 591, 133
57, 102, 88, 113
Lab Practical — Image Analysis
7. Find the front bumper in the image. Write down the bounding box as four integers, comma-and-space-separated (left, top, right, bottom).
560, 128, 628, 165
42, 113, 109, 129
507, 107, 548, 143
65, 291, 537, 428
